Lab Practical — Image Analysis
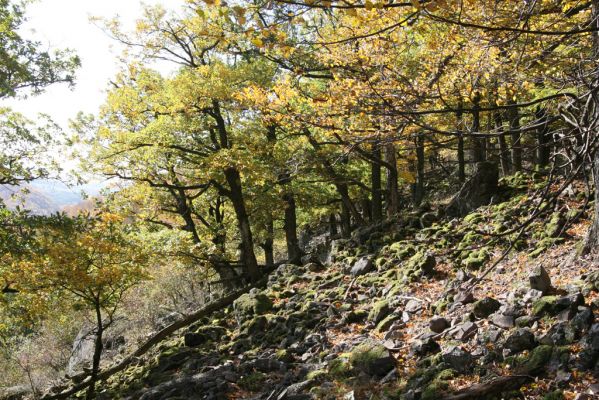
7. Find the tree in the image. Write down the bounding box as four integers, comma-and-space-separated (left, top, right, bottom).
6, 213, 149, 399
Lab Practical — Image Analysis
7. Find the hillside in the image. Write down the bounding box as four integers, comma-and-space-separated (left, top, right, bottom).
28, 175, 598, 400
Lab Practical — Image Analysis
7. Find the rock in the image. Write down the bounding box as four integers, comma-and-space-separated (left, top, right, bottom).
529, 265, 552, 294
522, 289, 544, 304
405, 299, 423, 314
451, 321, 478, 341
368, 300, 390, 324
516, 345, 554, 374
306, 262, 324, 272
349, 341, 395, 377
578, 323, 599, 370
406, 252, 436, 277
420, 212, 437, 228
375, 315, 401, 333
472, 297, 501, 319
454, 291, 475, 305
539, 322, 577, 346
515, 315, 535, 327
556, 370, 573, 388
350, 256, 374, 277
184, 332, 207, 347
570, 306, 594, 333
442, 346, 473, 373
429, 316, 450, 333
491, 313, 515, 329
343, 310, 368, 324
411, 338, 441, 357
233, 291, 273, 321
503, 328, 536, 354
0, 386, 31, 400
66, 325, 96, 375
445, 161, 499, 217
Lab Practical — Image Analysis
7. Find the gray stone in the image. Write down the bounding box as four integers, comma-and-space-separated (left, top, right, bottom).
452, 321, 478, 341
349, 341, 396, 377
539, 322, 577, 346
405, 299, 422, 314
454, 291, 475, 305
411, 338, 441, 357
522, 289, 544, 304
442, 346, 473, 373
350, 256, 374, 277
491, 313, 515, 329
472, 297, 501, 318
529, 265, 551, 294
503, 328, 536, 353
429, 316, 450, 333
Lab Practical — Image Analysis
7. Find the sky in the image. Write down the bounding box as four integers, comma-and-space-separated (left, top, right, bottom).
2, 0, 185, 128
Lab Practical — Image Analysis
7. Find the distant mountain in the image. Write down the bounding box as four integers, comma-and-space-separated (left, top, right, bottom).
0, 179, 106, 215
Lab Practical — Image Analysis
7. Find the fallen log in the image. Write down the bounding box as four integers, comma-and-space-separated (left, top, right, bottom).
42, 277, 267, 400
440, 375, 531, 400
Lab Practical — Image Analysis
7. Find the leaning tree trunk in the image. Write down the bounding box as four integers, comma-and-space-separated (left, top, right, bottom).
494, 110, 512, 177
224, 167, 259, 281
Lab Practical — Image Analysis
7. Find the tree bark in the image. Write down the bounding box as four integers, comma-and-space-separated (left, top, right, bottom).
494, 110, 512, 177
413, 132, 425, 206
282, 189, 302, 264
384, 143, 400, 216
85, 302, 104, 400
262, 214, 274, 268
508, 98, 523, 172
456, 103, 466, 183
371, 144, 383, 221
536, 106, 551, 168
224, 168, 259, 281
470, 93, 486, 164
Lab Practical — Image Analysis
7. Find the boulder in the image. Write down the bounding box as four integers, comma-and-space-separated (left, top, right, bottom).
429, 316, 450, 333
442, 346, 473, 373
368, 300, 390, 324
233, 291, 273, 321
454, 290, 475, 305
491, 313, 515, 329
411, 338, 441, 357
503, 328, 536, 354
350, 256, 374, 277
472, 297, 501, 319
451, 321, 478, 341
349, 341, 395, 377
406, 252, 436, 277
529, 265, 552, 294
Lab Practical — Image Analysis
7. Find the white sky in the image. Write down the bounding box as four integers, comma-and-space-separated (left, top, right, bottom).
1, 0, 185, 128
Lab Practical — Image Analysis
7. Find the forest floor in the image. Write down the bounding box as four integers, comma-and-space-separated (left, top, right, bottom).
38, 174, 599, 400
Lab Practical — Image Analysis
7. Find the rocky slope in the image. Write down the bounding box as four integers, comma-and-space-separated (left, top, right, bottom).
51, 175, 599, 399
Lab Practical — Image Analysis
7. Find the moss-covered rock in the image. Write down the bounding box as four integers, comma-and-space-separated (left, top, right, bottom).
406, 251, 436, 277
349, 341, 395, 377
233, 292, 273, 320
462, 248, 489, 270
532, 296, 559, 316
368, 300, 391, 324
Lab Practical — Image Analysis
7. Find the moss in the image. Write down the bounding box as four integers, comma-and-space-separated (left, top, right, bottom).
368, 300, 390, 323
239, 372, 267, 391
306, 369, 327, 381
509, 345, 554, 374
532, 296, 559, 316
375, 314, 400, 333
543, 390, 564, 400
435, 369, 456, 380
328, 356, 352, 379
421, 381, 448, 400
462, 248, 489, 270
275, 349, 293, 363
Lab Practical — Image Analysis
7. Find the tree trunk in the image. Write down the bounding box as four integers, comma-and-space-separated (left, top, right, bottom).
371, 144, 383, 221
456, 103, 466, 183
470, 93, 486, 164
413, 132, 425, 206
536, 106, 551, 168
224, 167, 259, 281
508, 98, 523, 172
329, 213, 338, 236
384, 143, 400, 216
340, 203, 351, 237
494, 110, 512, 177
85, 303, 104, 400
282, 190, 302, 264
262, 214, 274, 268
